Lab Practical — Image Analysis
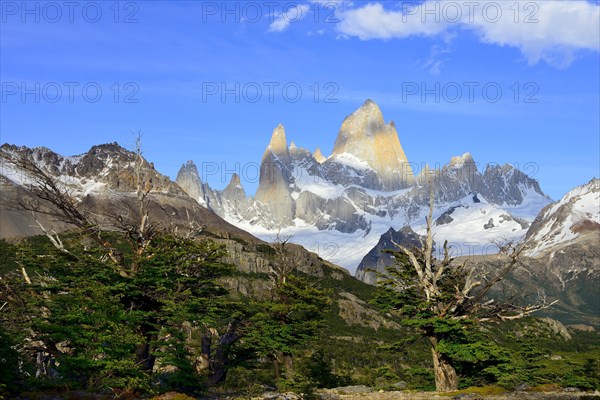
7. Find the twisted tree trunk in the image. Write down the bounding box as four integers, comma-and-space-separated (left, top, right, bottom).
209, 321, 239, 385
430, 337, 458, 392
273, 355, 281, 381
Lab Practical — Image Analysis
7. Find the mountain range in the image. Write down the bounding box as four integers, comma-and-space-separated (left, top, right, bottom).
175, 100, 553, 273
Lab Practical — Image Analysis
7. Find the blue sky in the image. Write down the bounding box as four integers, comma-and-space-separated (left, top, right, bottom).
1, 0, 599, 199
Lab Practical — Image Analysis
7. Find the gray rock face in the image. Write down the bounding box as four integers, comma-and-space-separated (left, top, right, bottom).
484, 218, 495, 229
332, 385, 373, 394
355, 226, 424, 284
337, 291, 401, 330
435, 206, 460, 225
415, 152, 548, 207
222, 173, 246, 209
419, 153, 485, 204
482, 163, 547, 205
176, 160, 206, 204
321, 156, 382, 189
176, 160, 226, 215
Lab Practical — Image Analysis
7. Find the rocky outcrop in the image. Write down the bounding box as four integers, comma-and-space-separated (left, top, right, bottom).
432, 153, 484, 203
482, 163, 547, 205
222, 173, 246, 210
337, 292, 400, 331
313, 147, 326, 163
415, 153, 549, 207
176, 160, 225, 212
355, 226, 424, 284
176, 161, 205, 205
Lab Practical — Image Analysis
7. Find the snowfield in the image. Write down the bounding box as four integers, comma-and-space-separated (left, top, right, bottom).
225, 191, 550, 273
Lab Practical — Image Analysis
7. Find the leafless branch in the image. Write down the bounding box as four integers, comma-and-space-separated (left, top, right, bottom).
33, 212, 69, 253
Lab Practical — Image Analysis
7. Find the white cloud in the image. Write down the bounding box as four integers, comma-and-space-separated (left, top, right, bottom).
469, 1, 600, 66
268, 4, 311, 32
335, 1, 600, 67
337, 3, 449, 40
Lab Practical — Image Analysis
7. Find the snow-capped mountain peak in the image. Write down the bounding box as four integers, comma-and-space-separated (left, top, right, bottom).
524, 178, 600, 256
449, 152, 474, 168
330, 99, 414, 190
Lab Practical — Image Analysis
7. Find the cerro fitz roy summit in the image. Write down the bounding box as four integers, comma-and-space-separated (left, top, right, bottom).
176, 99, 553, 272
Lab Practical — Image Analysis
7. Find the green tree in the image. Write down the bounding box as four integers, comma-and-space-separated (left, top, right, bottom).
0, 234, 234, 394
240, 274, 331, 382
231, 235, 332, 383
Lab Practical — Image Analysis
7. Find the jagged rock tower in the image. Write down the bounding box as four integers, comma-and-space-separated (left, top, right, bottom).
330, 99, 415, 190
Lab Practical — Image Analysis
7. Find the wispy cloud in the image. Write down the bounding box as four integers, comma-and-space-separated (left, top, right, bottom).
423, 59, 444, 75
268, 4, 311, 32
422, 44, 453, 75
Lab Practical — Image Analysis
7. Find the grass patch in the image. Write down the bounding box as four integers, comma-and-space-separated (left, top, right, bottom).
530, 383, 563, 392
442, 385, 508, 396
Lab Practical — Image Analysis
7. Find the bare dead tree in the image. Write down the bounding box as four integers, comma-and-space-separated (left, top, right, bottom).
269, 230, 297, 285
177, 205, 205, 239
384, 179, 557, 392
